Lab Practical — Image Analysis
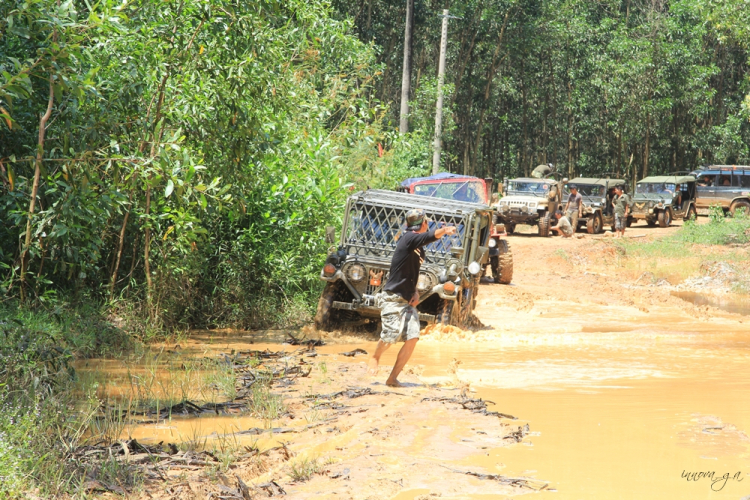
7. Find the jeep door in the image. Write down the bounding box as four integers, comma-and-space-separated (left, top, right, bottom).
713, 169, 738, 208
695, 171, 717, 208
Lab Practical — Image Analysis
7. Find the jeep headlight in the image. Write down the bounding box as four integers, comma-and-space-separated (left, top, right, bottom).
601, 198, 606, 204
345, 263, 366, 283
468, 261, 481, 275
417, 273, 434, 293
488, 238, 497, 248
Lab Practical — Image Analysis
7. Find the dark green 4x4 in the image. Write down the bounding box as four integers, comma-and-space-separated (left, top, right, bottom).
631, 175, 697, 227
565, 177, 629, 233
314, 189, 497, 331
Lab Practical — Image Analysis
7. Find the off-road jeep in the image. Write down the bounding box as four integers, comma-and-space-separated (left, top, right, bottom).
400, 173, 512, 284
565, 177, 630, 233
496, 172, 564, 237
631, 175, 697, 227
314, 189, 498, 331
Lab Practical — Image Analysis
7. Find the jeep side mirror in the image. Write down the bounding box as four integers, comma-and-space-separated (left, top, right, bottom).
325, 226, 336, 244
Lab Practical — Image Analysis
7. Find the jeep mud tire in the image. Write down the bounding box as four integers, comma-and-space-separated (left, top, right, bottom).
314, 282, 339, 331
436, 299, 454, 326
491, 240, 513, 284
730, 200, 750, 217
658, 209, 672, 228
685, 204, 697, 221
586, 213, 602, 234
538, 212, 551, 237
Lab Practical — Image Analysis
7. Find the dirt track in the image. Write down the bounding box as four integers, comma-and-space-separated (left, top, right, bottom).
122, 218, 750, 500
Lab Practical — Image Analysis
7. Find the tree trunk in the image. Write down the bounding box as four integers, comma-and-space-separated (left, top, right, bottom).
566, 81, 574, 178
398, 0, 414, 133
643, 110, 650, 179
20, 75, 54, 302
109, 194, 132, 300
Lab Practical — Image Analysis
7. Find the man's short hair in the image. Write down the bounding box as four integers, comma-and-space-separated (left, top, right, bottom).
614, 185, 624, 192
569, 184, 577, 190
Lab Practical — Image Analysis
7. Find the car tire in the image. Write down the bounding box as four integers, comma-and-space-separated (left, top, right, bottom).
314, 282, 338, 331
506, 223, 515, 235
587, 213, 602, 234
658, 209, 672, 228
730, 200, 750, 217
685, 205, 697, 221
492, 240, 513, 284
538, 212, 551, 237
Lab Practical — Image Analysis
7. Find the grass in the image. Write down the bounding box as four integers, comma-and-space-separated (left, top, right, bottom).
289, 456, 323, 482
607, 207, 750, 284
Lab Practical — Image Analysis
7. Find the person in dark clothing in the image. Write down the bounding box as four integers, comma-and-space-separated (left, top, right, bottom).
368, 209, 457, 387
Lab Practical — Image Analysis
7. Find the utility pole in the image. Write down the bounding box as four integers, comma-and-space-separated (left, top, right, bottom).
432, 9, 450, 174
399, 0, 414, 133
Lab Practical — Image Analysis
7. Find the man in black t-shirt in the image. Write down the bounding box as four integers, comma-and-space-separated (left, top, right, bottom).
368, 209, 457, 387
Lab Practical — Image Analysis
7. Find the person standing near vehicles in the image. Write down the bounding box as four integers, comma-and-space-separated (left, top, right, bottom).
564, 184, 582, 233
612, 185, 631, 238
368, 209, 457, 387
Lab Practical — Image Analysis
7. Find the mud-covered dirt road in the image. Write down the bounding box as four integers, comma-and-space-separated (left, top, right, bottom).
85, 219, 750, 500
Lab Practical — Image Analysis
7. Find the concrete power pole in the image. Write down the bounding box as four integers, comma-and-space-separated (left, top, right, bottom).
398, 0, 414, 134
432, 9, 450, 174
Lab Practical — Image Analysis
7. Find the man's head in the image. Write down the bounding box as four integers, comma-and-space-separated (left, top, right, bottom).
614, 185, 624, 194
555, 210, 563, 219
406, 209, 429, 233
569, 185, 578, 194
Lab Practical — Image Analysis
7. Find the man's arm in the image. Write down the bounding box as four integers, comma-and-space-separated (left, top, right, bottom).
435, 225, 457, 239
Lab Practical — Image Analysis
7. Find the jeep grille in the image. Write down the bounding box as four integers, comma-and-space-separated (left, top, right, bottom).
344, 202, 469, 265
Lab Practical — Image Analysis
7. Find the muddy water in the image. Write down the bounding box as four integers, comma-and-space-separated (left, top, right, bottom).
407, 330, 750, 500
672, 290, 750, 316
80, 319, 750, 499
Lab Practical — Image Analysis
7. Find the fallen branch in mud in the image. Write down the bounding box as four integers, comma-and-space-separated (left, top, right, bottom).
440, 465, 548, 491
308, 386, 378, 400
339, 348, 368, 357
421, 396, 518, 420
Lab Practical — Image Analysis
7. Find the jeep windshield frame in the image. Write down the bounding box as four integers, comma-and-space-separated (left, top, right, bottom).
506, 180, 550, 197
635, 182, 676, 197
564, 183, 605, 197
411, 179, 487, 204
341, 189, 490, 267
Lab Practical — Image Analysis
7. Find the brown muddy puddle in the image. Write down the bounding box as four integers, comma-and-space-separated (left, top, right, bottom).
79, 317, 750, 499
672, 290, 750, 316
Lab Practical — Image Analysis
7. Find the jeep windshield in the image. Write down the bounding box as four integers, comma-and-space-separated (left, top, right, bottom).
564, 184, 604, 197
413, 180, 486, 204
507, 180, 550, 197
636, 183, 675, 196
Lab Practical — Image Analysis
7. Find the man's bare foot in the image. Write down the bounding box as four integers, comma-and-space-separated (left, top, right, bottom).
385, 379, 405, 387
367, 357, 379, 376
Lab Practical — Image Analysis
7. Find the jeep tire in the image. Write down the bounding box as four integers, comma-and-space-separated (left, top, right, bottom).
730, 200, 750, 217
538, 212, 551, 237
505, 222, 515, 235
314, 282, 338, 331
436, 299, 454, 326
586, 213, 602, 234
658, 209, 672, 228
491, 240, 513, 284
647, 218, 657, 227
685, 204, 697, 221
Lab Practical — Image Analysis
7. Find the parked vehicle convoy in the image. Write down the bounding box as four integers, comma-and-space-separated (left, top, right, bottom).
314, 189, 504, 331
630, 175, 697, 227
692, 165, 750, 216
496, 166, 565, 237
400, 172, 512, 284
565, 177, 629, 233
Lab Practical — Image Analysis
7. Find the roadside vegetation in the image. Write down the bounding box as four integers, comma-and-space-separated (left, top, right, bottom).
611, 208, 750, 285
1, 0, 750, 496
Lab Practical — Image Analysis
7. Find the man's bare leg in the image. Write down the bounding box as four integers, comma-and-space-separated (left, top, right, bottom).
368, 340, 391, 375
385, 338, 418, 387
